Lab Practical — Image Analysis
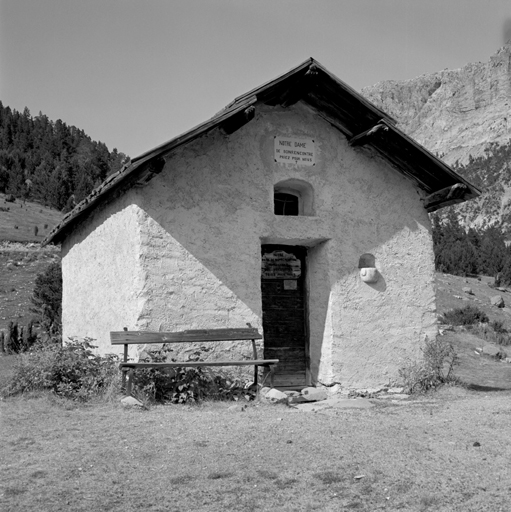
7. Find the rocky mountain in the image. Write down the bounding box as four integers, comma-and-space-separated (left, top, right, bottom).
362, 43, 511, 234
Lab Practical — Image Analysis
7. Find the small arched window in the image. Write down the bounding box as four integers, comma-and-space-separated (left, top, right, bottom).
274, 192, 299, 216
273, 179, 314, 216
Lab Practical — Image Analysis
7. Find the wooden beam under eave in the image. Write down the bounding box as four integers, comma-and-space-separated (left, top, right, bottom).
280, 64, 319, 107
220, 106, 256, 135
349, 123, 388, 147
134, 156, 167, 186
423, 183, 469, 212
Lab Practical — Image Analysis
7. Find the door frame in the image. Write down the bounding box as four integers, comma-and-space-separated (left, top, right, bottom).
261, 244, 311, 387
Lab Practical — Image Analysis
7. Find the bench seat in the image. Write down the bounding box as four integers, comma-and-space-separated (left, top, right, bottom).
120, 360, 279, 369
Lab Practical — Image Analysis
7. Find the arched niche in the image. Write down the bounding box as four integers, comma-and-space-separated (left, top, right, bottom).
273, 178, 314, 216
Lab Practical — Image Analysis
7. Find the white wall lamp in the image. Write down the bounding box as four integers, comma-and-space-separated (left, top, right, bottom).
358, 253, 379, 284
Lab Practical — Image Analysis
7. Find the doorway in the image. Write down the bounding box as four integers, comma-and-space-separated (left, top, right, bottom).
261, 245, 308, 388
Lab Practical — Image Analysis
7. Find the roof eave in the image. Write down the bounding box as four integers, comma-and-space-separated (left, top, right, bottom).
43, 58, 481, 245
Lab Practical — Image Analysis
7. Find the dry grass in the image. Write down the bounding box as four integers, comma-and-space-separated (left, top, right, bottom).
1, 389, 511, 512
0, 243, 59, 331
0, 193, 62, 243
436, 273, 511, 331
1, 262, 511, 510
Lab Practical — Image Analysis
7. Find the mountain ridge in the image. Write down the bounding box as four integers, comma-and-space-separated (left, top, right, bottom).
362, 42, 511, 234
362, 41, 511, 166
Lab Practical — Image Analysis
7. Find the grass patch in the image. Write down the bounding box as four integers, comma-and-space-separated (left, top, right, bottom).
313, 470, 345, 485
469, 323, 511, 347
2, 390, 511, 511
0, 194, 62, 243
256, 469, 278, 480
207, 471, 233, 480
168, 475, 194, 485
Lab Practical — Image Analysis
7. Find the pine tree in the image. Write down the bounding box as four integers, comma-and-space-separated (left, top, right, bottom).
0, 102, 129, 209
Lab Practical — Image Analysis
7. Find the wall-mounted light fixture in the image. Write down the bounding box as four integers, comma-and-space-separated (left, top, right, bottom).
358, 253, 379, 284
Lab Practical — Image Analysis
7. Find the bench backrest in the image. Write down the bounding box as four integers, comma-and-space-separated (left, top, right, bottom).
110, 328, 262, 345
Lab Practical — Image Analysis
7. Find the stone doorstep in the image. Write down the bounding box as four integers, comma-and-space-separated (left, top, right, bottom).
120, 396, 144, 407
263, 385, 409, 408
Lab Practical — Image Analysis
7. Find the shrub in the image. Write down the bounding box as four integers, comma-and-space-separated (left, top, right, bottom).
470, 324, 511, 347
31, 262, 62, 335
399, 336, 459, 394
490, 320, 507, 334
132, 345, 256, 404
4, 320, 38, 354
1, 338, 120, 401
133, 366, 255, 404
441, 305, 489, 326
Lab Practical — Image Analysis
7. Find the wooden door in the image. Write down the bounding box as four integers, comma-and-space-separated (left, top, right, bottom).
261, 245, 308, 388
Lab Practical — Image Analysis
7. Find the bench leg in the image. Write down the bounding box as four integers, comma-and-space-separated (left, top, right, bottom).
126, 369, 133, 396
270, 365, 275, 388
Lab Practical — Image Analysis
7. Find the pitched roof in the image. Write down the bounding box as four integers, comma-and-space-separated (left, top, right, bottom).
44, 58, 480, 245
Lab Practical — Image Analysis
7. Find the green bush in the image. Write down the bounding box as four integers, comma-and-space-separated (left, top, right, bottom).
399, 336, 460, 394
441, 305, 489, 326
470, 324, 511, 348
490, 320, 507, 334
31, 262, 62, 335
132, 345, 256, 404
133, 366, 256, 404
1, 338, 120, 401
4, 320, 38, 354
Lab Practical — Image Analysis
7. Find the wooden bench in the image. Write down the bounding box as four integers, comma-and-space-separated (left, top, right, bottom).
110, 327, 279, 395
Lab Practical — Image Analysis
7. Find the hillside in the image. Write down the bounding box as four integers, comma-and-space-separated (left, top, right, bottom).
0, 103, 129, 211
0, 194, 62, 333
0, 241, 60, 331
436, 272, 511, 390
0, 193, 62, 242
362, 42, 511, 234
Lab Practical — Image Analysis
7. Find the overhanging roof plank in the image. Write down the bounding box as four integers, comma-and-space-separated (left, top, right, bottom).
379, 120, 480, 193
349, 123, 388, 147
423, 183, 469, 212
220, 105, 256, 135
369, 146, 431, 191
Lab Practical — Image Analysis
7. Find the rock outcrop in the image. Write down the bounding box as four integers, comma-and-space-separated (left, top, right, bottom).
362, 42, 511, 166
362, 42, 511, 233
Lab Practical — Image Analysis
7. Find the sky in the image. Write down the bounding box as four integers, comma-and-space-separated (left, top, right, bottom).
1, 0, 510, 158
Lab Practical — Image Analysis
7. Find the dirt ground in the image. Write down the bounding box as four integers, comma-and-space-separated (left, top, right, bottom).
1, 388, 510, 512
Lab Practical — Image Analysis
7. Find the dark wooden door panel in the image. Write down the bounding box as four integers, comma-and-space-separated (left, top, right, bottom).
261, 295, 305, 309
264, 347, 306, 362
261, 245, 307, 388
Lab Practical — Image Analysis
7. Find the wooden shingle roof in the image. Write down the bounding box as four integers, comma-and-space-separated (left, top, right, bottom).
44, 58, 480, 245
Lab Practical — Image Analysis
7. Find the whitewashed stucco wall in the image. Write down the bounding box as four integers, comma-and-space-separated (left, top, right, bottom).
62, 101, 437, 387
61, 190, 145, 358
